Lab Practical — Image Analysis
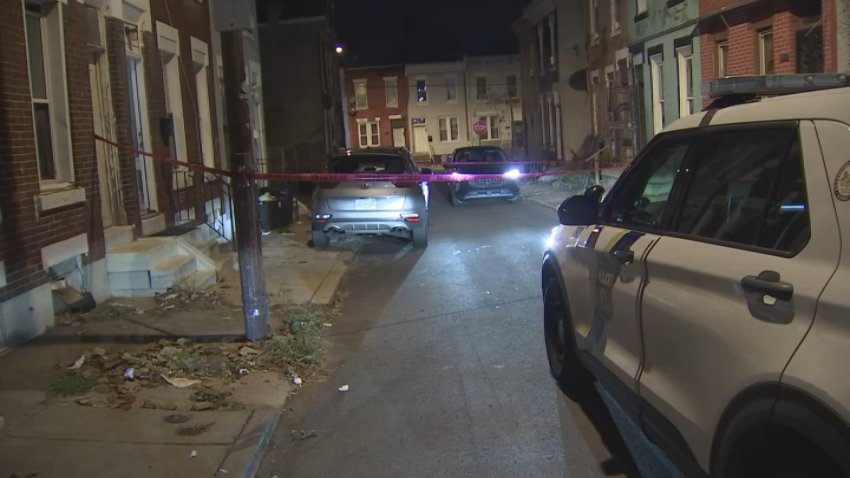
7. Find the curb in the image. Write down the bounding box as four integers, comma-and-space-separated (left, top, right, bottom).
216, 409, 281, 478
310, 252, 352, 306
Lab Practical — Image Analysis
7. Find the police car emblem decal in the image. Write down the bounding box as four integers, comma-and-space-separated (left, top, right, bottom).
835, 162, 850, 201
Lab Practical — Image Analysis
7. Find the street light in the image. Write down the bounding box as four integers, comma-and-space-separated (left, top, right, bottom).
334, 43, 344, 55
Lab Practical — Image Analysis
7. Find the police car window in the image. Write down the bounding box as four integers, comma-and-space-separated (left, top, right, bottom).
605, 139, 689, 229
675, 127, 808, 253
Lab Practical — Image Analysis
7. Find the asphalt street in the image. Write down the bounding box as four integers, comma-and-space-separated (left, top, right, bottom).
258, 186, 683, 478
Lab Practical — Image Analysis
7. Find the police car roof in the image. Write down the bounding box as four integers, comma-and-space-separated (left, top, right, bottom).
664, 86, 850, 133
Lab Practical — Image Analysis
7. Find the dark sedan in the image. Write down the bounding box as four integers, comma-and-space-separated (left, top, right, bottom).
447, 146, 521, 206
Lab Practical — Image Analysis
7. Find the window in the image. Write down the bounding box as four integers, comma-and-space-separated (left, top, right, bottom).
675, 127, 808, 253
446, 75, 458, 102
507, 75, 518, 99
25, 2, 72, 183
603, 137, 690, 228
438, 116, 459, 142
476, 76, 487, 101
716, 41, 729, 77
636, 0, 648, 16
589, 0, 599, 40
677, 46, 694, 117
796, 26, 824, 73
758, 29, 774, 74
650, 54, 665, 134
384, 77, 398, 108
611, 0, 622, 34
482, 115, 499, 140
358, 121, 380, 147
416, 79, 427, 103
354, 79, 368, 109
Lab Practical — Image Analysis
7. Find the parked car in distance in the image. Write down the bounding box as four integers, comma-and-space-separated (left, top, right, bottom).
311, 148, 430, 248
542, 77, 850, 478
447, 146, 520, 206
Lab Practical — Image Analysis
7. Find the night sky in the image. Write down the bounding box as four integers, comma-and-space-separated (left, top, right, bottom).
333, 0, 531, 66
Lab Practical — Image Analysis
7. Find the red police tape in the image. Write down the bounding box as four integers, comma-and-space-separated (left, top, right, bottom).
94, 135, 618, 183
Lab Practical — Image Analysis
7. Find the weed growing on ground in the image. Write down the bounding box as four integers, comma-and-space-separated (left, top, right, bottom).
266, 308, 329, 372
49, 374, 93, 396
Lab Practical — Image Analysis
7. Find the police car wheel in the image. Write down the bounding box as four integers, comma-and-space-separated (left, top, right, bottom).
544, 279, 594, 396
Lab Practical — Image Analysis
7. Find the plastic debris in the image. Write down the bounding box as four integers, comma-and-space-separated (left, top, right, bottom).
218, 469, 228, 474
338, 384, 349, 392
162, 374, 201, 388
123, 367, 135, 380
237, 368, 250, 376
293, 376, 303, 386
189, 450, 198, 458
322, 323, 333, 328
67, 354, 86, 370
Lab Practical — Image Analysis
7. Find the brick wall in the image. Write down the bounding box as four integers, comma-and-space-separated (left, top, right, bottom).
148, 0, 218, 225
700, 0, 839, 92
0, 2, 103, 301
346, 66, 408, 148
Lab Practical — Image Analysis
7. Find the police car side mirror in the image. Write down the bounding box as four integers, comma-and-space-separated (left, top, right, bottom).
558, 195, 599, 226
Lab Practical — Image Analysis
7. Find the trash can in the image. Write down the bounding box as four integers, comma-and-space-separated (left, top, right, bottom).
258, 187, 293, 232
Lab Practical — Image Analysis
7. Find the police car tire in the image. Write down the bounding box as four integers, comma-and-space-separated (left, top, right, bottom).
544, 280, 594, 396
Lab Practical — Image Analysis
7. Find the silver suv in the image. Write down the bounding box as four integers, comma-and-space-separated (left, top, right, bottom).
311, 148, 430, 248
542, 78, 850, 477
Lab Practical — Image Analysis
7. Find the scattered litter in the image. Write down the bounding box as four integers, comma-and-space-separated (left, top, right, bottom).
90, 347, 107, 358
111, 302, 144, 314
67, 354, 86, 370
485, 290, 491, 295
322, 323, 333, 328
189, 450, 198, 458
293, 376, 303, 386
218, 469, 228, 474
123, 368, 135, 380
162, 374, 201, 388
290, 428, 319, 441
237, 368, 250, 375
337, 384, 349, 392
494, 365, 505, 369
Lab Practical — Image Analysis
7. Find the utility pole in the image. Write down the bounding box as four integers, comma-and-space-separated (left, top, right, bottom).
221, 30, 270, 341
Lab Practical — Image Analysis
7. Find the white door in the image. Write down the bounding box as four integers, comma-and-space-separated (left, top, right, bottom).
564, 134, 690, 394
89, 58, 115, 228
638, 123, 839, 469
127, 57, 157, 213
413, 125, 429, 154
392, 127, 405, 148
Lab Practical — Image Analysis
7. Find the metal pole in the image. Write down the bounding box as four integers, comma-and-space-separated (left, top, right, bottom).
221, 30, 270, 341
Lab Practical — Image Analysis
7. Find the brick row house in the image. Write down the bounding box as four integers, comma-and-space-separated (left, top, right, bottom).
344, 64, 410, 150
0, 0, 261, 349
513, 0, 848, 170
341, 56, 523, 162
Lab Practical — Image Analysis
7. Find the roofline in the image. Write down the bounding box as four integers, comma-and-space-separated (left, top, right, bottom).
344, 64, 405, 71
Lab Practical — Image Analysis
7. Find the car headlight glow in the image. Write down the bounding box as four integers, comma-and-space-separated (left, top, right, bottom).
503, 168, 521, 180
545, 226, 559, 250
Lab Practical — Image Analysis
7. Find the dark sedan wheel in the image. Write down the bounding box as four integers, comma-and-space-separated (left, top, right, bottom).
544, 279, 594, 396
506, 195, 522, 204
411, 227, 428, 248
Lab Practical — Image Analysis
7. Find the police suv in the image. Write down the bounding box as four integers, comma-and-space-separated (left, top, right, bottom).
542, 75, 850, 477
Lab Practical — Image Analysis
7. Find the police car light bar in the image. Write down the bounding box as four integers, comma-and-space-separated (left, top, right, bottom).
708, 74, 850, 99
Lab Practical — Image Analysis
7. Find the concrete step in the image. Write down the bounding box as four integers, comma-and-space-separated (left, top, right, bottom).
150, 255, 196, 290
141, 213, 166, 236
106, 238, 177, 273
108, 270, 152, 291
182, 269, 216, 292
104, 226, 135, 252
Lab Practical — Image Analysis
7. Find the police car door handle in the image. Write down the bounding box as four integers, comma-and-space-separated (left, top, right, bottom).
741, 271, 793, 301
612, 248, 634, 265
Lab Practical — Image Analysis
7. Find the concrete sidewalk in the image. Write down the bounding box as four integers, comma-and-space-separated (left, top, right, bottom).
0, 390, 278, 478
0, 214, 351, 478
